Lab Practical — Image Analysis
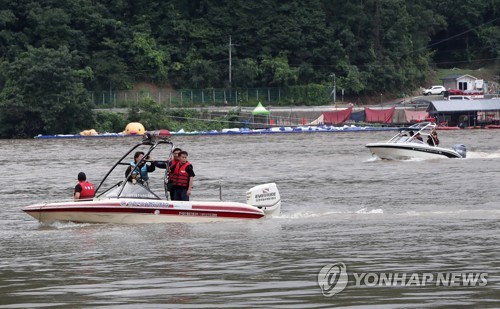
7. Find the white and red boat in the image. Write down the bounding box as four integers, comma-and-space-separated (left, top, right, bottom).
366, 122, 467, 160
23, 130, 281, 224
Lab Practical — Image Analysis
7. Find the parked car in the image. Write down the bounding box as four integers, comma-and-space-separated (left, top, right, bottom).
422, 85, 446, 95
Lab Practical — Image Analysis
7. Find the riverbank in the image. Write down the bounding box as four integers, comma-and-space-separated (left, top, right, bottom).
88, 93, 499, 135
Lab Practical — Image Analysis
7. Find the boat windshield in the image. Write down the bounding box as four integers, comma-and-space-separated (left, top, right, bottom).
399, 122, 436, 132
106, 182, 159, 199
387, 122, 437, 143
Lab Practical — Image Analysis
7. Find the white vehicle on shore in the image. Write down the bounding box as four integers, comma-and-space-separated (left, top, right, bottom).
422, 85, 446, 96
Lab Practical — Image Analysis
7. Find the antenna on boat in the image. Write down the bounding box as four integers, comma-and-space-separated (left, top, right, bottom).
219, 179, 222, 201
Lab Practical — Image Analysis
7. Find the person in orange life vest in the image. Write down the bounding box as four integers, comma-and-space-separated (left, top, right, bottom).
171, 150, 195, 201
153, 148, 181, 200
74, 172, 95, 201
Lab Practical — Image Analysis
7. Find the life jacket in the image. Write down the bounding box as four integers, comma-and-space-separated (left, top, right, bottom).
171, 162, 192, 187
130, 161, 149, 181
167, 158, 178, 175
78, 181, 95, 200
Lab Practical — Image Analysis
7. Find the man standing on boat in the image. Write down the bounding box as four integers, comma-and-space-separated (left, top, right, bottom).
170, 151, 195, 201
153, 147, 182, 200
427, 129, 440, 146
74, 172, 95, 201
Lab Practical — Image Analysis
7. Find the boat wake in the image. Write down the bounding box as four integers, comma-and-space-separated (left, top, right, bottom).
366, 156, 430, 162
280, 207, 384, 219
282, 207, 499, 221
364, 156, 380, 163
40, 221, 94, 229
466, 151, 500, 159
356, 207, 384, 214
401, 208, 500, 219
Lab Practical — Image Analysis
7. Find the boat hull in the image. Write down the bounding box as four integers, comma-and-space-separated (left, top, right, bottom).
366, 143, 463, 160
23, 199, 267, 224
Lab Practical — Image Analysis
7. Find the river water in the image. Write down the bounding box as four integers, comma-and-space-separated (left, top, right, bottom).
1, 130, 499, 308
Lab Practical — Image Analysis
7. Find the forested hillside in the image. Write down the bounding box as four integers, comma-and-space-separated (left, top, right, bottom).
0, 0, 498, 137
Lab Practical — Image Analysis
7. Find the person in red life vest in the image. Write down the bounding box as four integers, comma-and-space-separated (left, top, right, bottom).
74, 172, 95, 201
153, 148, 182, 200
171, 150, 195, 201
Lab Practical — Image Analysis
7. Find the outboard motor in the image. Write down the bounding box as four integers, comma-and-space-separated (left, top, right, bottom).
452, 144, 467, 158
246, 183, 281, 216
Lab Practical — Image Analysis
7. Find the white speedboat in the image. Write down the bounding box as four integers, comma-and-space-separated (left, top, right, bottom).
23, 130, 281, 224
366, 122, 466, 160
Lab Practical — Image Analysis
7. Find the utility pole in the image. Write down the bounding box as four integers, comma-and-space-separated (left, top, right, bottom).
333, 73, 336, 106
330, 73, 336, 106
229, 35, 232, 88
228, 36, 238, 102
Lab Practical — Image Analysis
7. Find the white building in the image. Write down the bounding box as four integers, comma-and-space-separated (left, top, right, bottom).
441, 74, 482, 91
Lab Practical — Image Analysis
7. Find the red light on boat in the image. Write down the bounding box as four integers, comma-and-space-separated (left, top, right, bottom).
158, 129, 171, 137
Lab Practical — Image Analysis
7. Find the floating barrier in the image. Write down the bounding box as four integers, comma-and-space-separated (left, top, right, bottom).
34, 125, 399, 139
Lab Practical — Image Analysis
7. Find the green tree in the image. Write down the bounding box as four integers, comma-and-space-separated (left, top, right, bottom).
0, 0, 498, 131
260, 52, 298, 86
187, 58, 220, 88
0, 46, 93, 137
130, 29, 170, 83
94, 112, 127, 133
232, 58, 260, 88
433, 0, 499, 65
130, 97, 169, 130
478, 25, 500, 58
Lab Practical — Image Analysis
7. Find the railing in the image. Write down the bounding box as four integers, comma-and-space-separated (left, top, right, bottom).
90, 86, 335, 107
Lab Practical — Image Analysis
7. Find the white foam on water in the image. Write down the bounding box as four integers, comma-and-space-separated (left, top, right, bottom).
400, 208, 500, 219
278, 207, 384, 219
355, 207, 384, 214
277, 210, 345, 219
363, 156, 379, 162
465, 151, 500, 159
46, 221, 93, 229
